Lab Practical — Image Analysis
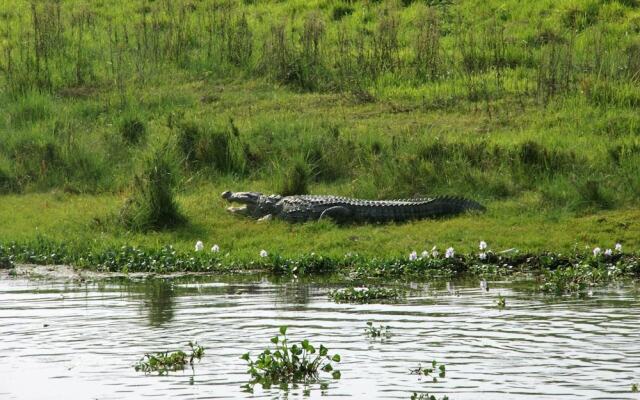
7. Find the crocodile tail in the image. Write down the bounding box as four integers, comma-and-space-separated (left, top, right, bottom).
417, 196, 486, 218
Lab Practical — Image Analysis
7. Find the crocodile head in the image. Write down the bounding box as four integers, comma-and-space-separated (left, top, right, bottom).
221, 191, 282, 219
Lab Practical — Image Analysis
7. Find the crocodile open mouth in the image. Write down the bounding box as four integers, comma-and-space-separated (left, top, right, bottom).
221, 191, 261, 216
226, 205, 249, 215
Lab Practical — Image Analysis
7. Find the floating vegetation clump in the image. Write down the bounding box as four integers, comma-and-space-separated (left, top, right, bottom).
364, 321, 391, 340
496, 294, 506, 309
328, 287, 404, 303
241, 326, 341, 389
539, 252, 639, 295
410, 360, 446, 383
411, 393, 450, 400
134, 341, 204, 375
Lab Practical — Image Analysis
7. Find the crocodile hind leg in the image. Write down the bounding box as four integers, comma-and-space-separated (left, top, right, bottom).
319, 206, 352, 223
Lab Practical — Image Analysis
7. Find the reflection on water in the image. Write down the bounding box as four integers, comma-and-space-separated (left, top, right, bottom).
141, 279, 175, 327
0, 274, 639, 399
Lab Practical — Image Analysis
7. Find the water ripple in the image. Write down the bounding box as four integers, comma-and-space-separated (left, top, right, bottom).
1, 276, 639, 399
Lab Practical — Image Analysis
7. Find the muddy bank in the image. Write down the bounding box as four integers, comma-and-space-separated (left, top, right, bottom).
2, 263, 254, 281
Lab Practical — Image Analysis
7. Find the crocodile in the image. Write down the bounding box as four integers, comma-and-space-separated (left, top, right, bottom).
222, 191, 485, 223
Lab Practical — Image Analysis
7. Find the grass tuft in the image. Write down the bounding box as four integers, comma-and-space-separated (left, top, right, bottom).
119, 144, 185, 231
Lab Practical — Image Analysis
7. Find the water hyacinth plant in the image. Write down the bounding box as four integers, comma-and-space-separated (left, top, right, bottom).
496, 294, 506, 309
445, 247, 455, 259
328, 287, 404, 303
134, 341, 204, 375
364, 321, 391, 340
2, 239, 638, 291
241, 326, 341, 388
411, 393, 450, 400
410, 360, 446, 383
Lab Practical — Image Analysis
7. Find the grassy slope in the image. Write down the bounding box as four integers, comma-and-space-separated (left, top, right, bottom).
1, 0, 639, 257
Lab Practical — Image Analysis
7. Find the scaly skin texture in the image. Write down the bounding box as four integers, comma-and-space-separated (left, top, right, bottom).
222, 191, 486, 223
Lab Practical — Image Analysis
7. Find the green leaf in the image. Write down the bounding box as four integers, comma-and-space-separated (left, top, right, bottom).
279, 326, 287, 335
301, 339, 310, 350
332, 370, 341, 379
331, 354, 341, 362
271, 336, 279, 344
319, 345, 328, 357
322, 363, 333, 372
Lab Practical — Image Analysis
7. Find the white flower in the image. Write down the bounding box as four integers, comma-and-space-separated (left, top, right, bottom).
593, 247, 601, 256
211, 244, 220, 253
431, 246, 439, 258
195, 241, 204, 252
421, 250, 429, 258
445, 247, 455, 258
479, 241, 487, 251
479, 252, 487, 260
259, 249, 268, 258
604, 248, 612, 257
409, 251, 418, 261
615, 243, 622, 252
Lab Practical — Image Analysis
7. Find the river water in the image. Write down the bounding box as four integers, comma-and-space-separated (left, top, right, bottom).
1, 274, 639, 399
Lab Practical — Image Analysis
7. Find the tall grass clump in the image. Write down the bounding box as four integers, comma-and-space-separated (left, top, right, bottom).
119, 144, 184, 231
174, 118, 244, 175
277, 158, 311, 196
260, 12, 328, 91
0, 167, 16, 193
119, 115, 147, 145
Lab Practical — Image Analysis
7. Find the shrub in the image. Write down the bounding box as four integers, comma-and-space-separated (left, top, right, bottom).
119, 144, 185, 231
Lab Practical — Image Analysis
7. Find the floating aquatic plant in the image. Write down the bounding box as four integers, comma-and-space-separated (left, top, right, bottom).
410, 360, 446, 382
364, 321, 391, 340
411, 393, 450, 400
134, 341, 205, 375
328, 286, 404, 303
241, 326, 341, 389
496, 294, 506, 309
411, 392, 449, 400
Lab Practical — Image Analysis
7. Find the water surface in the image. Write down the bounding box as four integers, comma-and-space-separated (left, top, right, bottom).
1, 275, 639, 399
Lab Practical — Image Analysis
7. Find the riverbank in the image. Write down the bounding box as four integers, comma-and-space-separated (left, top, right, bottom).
2, 236, 638, 296
1, 189, 639, 259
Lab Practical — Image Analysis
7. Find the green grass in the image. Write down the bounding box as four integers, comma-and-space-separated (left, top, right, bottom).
0, 188, 637, 258
0, 0, 639, 256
